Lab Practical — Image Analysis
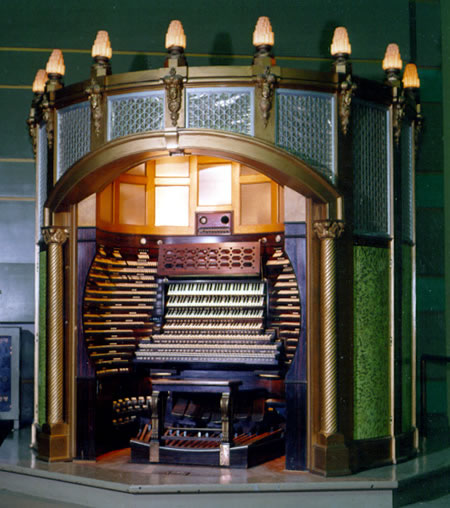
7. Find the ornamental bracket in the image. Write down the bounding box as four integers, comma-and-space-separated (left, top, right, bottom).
85, 77, 103, 138
255, 66, 277, 128
392, 91, 406, 147
338, 76, 357, 136
162, 67, 184, 127
414, 109, 424, 159
42, 95, 54, 150
27, 113, 38, 156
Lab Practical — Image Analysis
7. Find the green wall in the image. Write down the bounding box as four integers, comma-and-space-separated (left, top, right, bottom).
0, 0, 446, 435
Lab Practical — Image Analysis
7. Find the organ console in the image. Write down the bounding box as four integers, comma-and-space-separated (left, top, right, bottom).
82, 235, 301, 467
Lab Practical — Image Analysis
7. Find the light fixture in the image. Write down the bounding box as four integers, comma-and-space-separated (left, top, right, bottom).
382, 43, 402, 84
331, 26, 351, 75
91, 30, 112, 77
403, 63, 420, 89
32, 69, 48, 94
46, 49, 65, 79
28, 69, 48, 154
165, 20, 187, 66
331, 27, 351, 57
253, 16, 274, 60
92, 30, 112, 60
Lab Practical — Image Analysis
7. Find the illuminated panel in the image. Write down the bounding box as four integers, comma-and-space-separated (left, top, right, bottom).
198, 164, 232, 206
119, 183, 146, 225
155, 186, 189, 226
240, 182, 271, 225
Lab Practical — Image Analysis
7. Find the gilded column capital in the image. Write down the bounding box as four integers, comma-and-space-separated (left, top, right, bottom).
42, 227, 69, 245
313, 220, 345, 240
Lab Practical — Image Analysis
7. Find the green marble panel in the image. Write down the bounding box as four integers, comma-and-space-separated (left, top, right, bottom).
401, 245, 413, 433
353, 245, 391, 440
38, 250, 46, 426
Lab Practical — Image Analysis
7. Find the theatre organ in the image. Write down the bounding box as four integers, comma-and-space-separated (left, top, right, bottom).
30, 19, 421, 475
81, 177, 303, 466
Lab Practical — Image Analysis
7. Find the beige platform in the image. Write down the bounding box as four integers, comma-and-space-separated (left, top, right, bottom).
0, 428, 448, 508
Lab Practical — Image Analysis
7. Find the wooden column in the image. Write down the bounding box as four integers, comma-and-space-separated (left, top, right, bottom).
38, 226, 70, 461
312, 219, 351, 475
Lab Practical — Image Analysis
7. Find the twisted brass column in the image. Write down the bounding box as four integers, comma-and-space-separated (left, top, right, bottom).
313, 220, 344, 436
43, 227, 69, 424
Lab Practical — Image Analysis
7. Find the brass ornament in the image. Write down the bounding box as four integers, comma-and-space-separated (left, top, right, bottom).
393, 93, 406, 147
338, 76, 356, 136
414, 111, 424, 158
162, 67, 184, 127
85, 78, 103, 137
313, 220, 345, 240
255, 67, 277, 128
42, 95, 54, 150
27, 115, 37, 156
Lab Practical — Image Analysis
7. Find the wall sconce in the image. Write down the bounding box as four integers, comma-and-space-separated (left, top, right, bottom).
27, 69, 48, 154
331, 27, 356, 136
403, 63, 420, 90
331, 26, 351, 74
403, 63, 423, 153
382, 43, 405, 145
91, 30, 112, 77
45, 49, 65, 86
165, 20, 187, 66
32, 69, 48, 95
382, 43, 402, 85
253, 16, 275, 64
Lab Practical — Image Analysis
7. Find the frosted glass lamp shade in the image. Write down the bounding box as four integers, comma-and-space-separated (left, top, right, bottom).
46, 49, 65, 76
165, 20, 186, 49
92, 30, 112, 60
331, 27, 351, 56
253, 16, 274, 47
382, 43, 402, 71
32, 69, 48, 93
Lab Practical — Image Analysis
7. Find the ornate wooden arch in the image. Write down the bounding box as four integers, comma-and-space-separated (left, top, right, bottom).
45, 128, 342, 215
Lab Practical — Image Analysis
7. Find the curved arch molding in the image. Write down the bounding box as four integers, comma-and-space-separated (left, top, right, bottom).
45, 129, 341, 213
